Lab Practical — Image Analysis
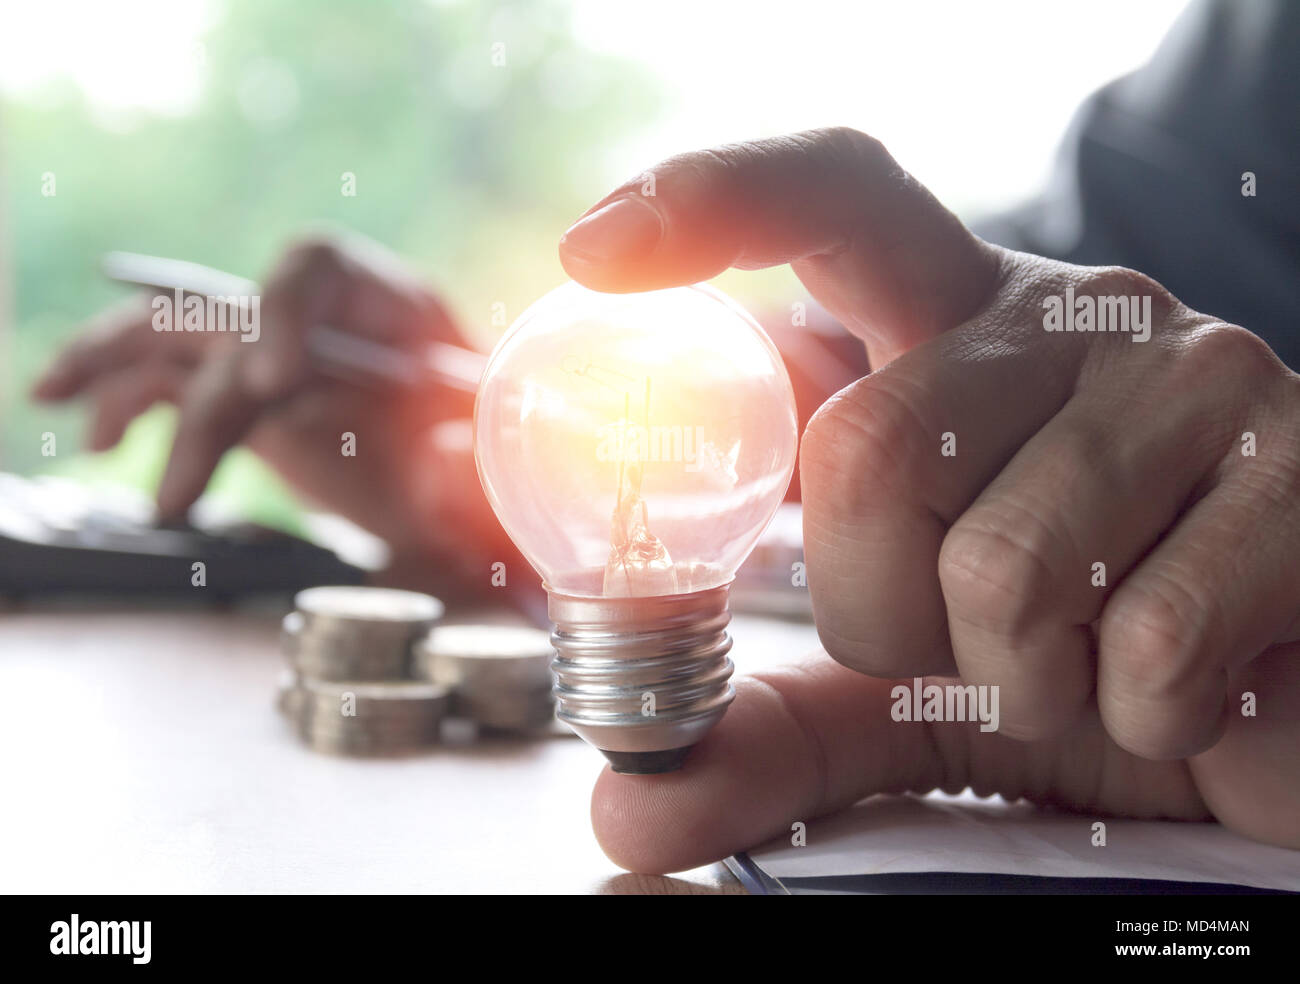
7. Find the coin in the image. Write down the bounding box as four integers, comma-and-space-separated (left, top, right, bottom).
455, 685, 557, 732
288, 678, 451, 756
284, 587, 443, 681
283, 612, 414, 681
294, 585, 444, 625
415, 624, 555, 691
296, 677, 450, 715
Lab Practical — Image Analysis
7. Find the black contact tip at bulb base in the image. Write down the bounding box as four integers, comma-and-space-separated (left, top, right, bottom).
600, 747, 694, 775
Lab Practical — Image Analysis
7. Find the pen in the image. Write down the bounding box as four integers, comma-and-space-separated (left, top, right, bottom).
101, 250, 486, 395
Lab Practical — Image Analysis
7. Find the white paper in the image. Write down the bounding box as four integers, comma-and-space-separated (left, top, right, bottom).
745, 792, 1300, 892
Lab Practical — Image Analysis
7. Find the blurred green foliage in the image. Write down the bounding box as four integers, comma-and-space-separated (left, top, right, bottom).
3, 0, 659, 526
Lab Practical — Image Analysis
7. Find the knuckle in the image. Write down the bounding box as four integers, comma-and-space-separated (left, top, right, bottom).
646, 144, 740, 193
1101, 574, 1214, 697
274, 234, 346, 286
1082, 265, 1171, 304
1176, 321, 1285, 381
797, 127, 900, 192
1076, 264, 1179, 326
801, 375, 945, 679
648, 128, 899, 234
938, 516, 1049, 634
801, 375, 923, 516
811, 125, 890, 167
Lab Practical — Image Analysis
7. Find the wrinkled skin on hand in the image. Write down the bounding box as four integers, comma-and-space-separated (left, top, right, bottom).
558, 127, 1300, 872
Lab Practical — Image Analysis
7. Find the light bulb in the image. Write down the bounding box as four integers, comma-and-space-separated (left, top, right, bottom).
474, 281, 798, 773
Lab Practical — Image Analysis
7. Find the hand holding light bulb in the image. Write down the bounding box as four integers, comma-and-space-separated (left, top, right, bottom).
556, 127, 1300, 871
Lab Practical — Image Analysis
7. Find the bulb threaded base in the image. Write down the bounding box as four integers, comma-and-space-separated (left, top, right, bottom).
548, 583, 735, 774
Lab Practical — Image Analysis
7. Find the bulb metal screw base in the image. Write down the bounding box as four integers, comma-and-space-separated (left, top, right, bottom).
548, 583, 735, 774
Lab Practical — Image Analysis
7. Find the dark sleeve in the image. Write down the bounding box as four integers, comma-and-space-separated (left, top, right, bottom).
972, 0, 1300, 370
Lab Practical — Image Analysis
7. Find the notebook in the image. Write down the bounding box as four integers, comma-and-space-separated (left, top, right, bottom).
727, 791, 1300, 895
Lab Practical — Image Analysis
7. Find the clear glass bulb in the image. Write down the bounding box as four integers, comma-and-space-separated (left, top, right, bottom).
474, 281, 798, 599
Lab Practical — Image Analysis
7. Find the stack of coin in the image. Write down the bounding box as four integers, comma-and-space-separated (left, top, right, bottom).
415, 624, 561, 734
283, 675, 450, 755
277, 586, 449, 755
286, 585, 444, 680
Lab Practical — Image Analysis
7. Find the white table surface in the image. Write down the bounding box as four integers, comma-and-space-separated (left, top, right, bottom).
0, 604, 819, 894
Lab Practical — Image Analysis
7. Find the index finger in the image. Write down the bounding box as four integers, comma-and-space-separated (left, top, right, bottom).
558, 127, 1001, 367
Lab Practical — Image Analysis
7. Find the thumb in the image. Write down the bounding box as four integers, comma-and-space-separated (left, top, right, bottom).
591, 652, 1209, 874
559, 127, 1002, 366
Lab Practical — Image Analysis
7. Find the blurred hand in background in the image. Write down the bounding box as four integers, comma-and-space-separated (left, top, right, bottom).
31, 233, 517, 602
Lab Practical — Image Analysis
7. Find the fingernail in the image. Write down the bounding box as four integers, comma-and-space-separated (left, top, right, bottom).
560, 197, 663, 265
